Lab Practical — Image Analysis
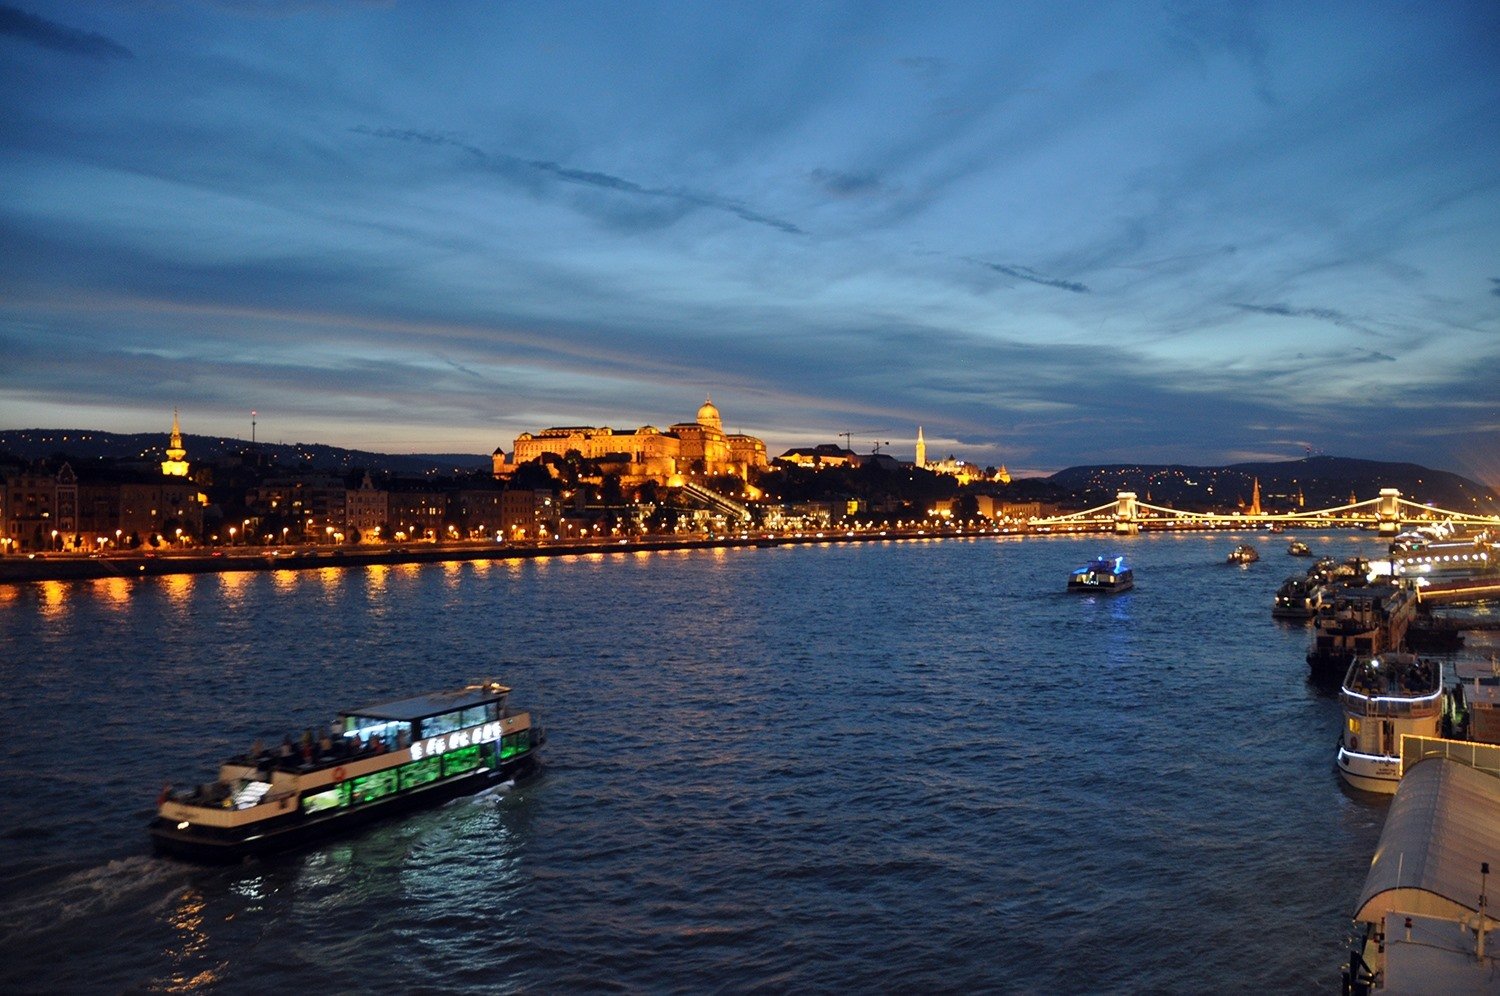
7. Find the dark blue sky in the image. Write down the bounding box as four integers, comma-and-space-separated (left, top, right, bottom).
2, 2, 1497, 483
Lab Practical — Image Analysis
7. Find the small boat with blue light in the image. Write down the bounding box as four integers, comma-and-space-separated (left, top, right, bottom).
1335, 652, 1443, 793
1067, 554, 1134, 594
149, 680, 543, 862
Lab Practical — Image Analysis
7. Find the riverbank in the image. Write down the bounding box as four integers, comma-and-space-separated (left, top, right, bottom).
0, 529, 994, 584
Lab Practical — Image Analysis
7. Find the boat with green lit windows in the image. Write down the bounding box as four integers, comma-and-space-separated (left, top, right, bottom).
148, 680, 542, 862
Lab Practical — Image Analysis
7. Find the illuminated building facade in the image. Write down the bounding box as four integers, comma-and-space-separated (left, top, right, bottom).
497, 397, 768, 486
161, 409, 190, 477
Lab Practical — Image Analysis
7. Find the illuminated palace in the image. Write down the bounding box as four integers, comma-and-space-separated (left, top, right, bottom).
494, 397, 768, 487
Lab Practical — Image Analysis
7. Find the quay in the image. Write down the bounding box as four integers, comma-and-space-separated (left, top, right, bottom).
0, 527, 1006, 585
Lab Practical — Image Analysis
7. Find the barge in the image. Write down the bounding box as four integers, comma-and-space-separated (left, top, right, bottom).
1067, 555, 1134, 594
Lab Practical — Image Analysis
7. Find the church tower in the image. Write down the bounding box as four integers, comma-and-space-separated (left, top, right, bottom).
161, 409, 190, 477
915, 427, 926, 469
1249, 477, 1262, 516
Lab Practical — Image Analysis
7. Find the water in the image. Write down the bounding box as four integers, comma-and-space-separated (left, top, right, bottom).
0, 533, 1398, 992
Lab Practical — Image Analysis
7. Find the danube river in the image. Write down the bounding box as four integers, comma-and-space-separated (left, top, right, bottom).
0, 533, 1400, 992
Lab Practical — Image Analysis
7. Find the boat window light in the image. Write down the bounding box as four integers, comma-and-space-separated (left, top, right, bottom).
177, 821, 189, 830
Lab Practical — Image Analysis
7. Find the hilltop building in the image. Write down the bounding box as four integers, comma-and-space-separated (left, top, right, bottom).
495, 397, 768, 487
913, 425, 1009, 483
161, 409, 190, 477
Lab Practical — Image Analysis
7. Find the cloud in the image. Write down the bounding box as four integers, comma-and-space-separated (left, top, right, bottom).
0, 4, 131, 60
972, 259, 1089, 293
808, 168, 885, 198
354, 126, 804, 235
1232, 302, 1383, 337
1491, 277, 1500, 297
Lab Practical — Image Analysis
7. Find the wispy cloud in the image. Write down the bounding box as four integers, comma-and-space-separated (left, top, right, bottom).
0, 4, 131, 60
1233, 302, 1384, 337
972, 258, 1089, 293
354, 126, 804, 235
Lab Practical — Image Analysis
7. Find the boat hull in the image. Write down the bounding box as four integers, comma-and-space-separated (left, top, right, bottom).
1335, 746, 1400, 794
1067, 579, 1133, 594
149, 752, 540, 862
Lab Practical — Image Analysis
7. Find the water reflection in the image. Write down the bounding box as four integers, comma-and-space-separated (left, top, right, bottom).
37, 580, 69, 620
160, 888, 225, 992
89, 577, 133, 610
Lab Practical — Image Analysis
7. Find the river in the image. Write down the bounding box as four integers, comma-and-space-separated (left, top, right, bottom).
0, 532, 1398, 992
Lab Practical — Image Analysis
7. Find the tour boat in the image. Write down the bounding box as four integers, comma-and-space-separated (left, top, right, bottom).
1067, 554, 1134, 594
1226, 544, 1259, 564
1287, 540, 1312, 557
1306, 580, 1417, 683
1335, 653, 1443, 793
149, 680, 543, 862
1272, 575, 1321, 619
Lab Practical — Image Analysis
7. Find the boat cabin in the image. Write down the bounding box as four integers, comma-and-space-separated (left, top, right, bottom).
340, 681, 514, 753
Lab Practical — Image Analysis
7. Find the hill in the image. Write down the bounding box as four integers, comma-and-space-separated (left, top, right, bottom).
1046, 456, 1498, 514
0, 429, 490, 477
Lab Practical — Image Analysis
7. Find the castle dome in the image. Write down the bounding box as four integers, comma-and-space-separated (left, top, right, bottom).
696, 396, 722, 431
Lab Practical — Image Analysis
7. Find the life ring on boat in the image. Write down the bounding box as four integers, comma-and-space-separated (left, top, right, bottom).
332, 766, 347, 784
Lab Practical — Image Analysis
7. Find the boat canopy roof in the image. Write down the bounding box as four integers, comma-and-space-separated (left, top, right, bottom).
343, 681, 511, 723
1073, 555, 1128, 573
1354, 757, 1500, 924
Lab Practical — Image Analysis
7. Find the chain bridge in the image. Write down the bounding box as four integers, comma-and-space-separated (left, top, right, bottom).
1033, 488, 1500, 535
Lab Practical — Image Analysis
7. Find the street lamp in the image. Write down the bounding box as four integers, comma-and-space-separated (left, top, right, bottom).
228, 526, 237, 545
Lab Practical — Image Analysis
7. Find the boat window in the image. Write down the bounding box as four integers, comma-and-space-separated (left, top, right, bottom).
441, 745, 483, 777
399, 756, 443, 791
500, 730, 530, 760
351, 768, 399, 805
419, 706, 491, 739
302, 784, 349, 814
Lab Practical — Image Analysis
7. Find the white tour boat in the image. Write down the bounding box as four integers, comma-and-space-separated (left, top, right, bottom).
1335, 653, 1443, 793
149, 680, 543, 862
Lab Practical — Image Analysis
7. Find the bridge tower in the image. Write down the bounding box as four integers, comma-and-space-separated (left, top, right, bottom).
1376, 487, 1402, 535
1114, 491, 1139, 535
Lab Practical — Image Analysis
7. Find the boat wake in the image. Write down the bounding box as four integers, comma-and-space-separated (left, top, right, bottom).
459, 780, 516, 806
0, 855, 188, 939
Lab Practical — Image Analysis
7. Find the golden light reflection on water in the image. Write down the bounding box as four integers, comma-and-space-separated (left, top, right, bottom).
366, 563, 390, 598
88, 576, 133, 610
162, 573, 196, 608
0, 584, 18, 607
215, 570, 250, 610
37, 580, 69, 620
270, 569, 299, 594
161, 888, 225, 992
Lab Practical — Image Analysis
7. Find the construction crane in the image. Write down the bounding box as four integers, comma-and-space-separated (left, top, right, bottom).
839, 429, 890, 454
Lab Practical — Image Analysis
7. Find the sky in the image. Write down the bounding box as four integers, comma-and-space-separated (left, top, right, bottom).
1, 2, 1498, 484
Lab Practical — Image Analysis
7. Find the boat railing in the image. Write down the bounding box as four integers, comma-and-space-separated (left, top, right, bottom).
1340, 688, 1443, 719
1400, 735, 1500, 780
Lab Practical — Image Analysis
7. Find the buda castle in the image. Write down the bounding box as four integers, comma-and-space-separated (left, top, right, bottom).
493, 397, 768, 487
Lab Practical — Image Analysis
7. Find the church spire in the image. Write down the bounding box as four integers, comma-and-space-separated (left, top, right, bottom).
162, 408, 190, 477
915, 426, 927, 469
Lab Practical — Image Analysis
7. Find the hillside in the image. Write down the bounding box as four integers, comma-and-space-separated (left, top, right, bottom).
0, 429, 490, 477
1046, 456, 1497, 514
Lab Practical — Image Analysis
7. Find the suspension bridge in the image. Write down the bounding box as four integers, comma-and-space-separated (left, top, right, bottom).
1034, 488, 1500, 535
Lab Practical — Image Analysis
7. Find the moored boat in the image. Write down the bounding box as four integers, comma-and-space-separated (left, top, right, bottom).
1287, 540, 1311, 557
1226, 544, 1259, 564
1307, 580, 1417, 683
1272, 575, 1321, 619
1335, 653, 1443, 793
149, 680, 543, 862
1067, 554, 1133, 594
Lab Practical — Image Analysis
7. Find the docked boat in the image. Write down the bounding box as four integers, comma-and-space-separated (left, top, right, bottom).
1306, 580, 1417, 683
149, 680, 543, 862
1287, 540, 1311, 557
1335, 652, 1443, 793
1226, 544, 1259, 564
1067, 554, 1134, 594
1272, 575, 1321, 619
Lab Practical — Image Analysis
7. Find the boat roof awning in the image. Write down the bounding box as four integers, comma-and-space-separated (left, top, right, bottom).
1354, 757, 1500, 924
343, 682, 511, 722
